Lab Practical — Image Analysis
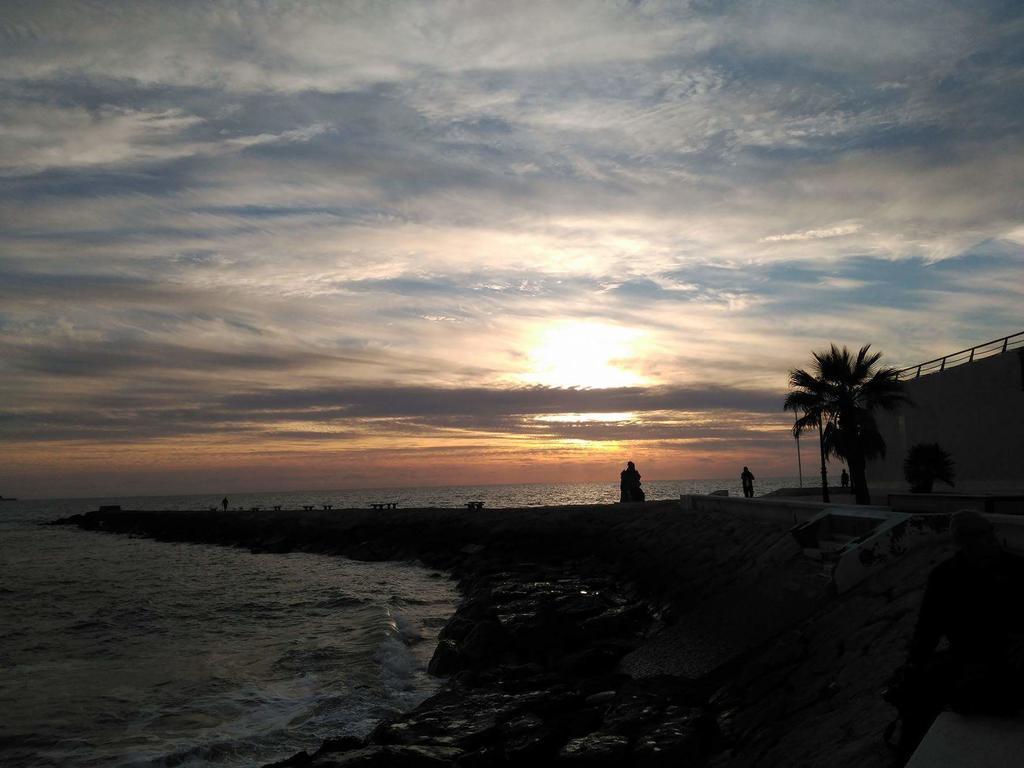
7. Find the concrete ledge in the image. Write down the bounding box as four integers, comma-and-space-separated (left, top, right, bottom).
681, 493, 833, 526
989, 513, 1024, 554
888, 493, 1024, 516
906, 711, 1024, 768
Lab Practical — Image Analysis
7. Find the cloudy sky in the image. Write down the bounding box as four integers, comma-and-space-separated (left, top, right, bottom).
1, 1, 1022, 497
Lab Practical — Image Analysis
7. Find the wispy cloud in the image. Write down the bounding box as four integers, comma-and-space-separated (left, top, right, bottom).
761, 223, 862, 242
0, 0, 1022, 495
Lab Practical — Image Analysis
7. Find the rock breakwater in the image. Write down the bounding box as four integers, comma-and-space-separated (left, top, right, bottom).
54, 501, 950, 767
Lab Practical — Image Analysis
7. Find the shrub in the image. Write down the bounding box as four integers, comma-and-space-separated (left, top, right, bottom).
903, 443, 955, 493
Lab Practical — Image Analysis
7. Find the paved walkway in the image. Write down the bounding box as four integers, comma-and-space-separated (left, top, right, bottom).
906, 711, 1024, 767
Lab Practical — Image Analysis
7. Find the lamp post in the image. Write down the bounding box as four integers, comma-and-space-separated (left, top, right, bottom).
795, 416, 803, 488
818, 418, 830, 503
794, 430, 802, 489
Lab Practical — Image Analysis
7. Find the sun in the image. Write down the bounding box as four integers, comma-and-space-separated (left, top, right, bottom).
519, 321, 647, 388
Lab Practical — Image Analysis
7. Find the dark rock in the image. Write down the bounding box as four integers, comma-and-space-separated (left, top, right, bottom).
315, 736, 369, 756
557, 643, 629, 676
561, 707, 605, 740
581, 604, 647, 637
501, 713, 562, 761
603, 693, 666, 736
632, 707, 705, 767
584, 690, 617, 707
309, 745, 462, 767
557, 733, 630, 764
264, 750, 311, 767
428, 638, 462, 676
461, 620, 513, 666
371, 689, 518, 751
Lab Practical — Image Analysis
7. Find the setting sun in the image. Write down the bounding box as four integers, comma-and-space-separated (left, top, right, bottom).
519, 322, 647, 389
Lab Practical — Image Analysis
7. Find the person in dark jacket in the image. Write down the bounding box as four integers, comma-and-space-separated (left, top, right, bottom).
620, 461, 644, 503
740, 466, 755, 498
891, 509, 1024, 759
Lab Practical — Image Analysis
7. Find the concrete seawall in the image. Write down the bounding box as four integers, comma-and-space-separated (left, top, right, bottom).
867, 350, 1024, 491
681, 493, 830, 526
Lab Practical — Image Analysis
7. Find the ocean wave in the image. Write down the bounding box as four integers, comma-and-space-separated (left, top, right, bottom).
272, 646, 355, 674
374, 634, 420, 694
315, 593, 369, 609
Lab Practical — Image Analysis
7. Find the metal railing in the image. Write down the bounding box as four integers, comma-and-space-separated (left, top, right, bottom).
896, 331, 1024, 380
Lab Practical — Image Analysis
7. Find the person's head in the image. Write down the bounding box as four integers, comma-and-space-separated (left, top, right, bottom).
627, 461, 635, 469
950, 509, 1001, 568
743, 466, 749, 471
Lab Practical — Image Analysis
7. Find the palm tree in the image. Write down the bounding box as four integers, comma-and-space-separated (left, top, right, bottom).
784, 344, 907, 505
784, 372, 832, 503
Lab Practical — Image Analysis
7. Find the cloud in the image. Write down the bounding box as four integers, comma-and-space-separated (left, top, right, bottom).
0, 378, 787, 449
1, 1, 1022, 494
761, 223, 862, 242
0, 98, 329, 175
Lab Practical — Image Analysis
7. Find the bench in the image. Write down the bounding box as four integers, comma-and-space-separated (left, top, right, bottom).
370, 502, 399, 510
273, 505, 281, 511
249, 507, 260, 512
321, 504, 333, 510
466, 501, 485, 510
302, 505, 314, 511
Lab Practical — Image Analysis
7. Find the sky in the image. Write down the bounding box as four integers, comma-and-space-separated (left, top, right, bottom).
1, 1, 1022, 498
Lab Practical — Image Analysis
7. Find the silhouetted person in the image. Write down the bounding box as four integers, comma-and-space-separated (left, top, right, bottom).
840, 469, 849, 489
620, 461, 644, 503
740, 466, 755, 498
887, 510, 1024, 761
221, 497, 229, 511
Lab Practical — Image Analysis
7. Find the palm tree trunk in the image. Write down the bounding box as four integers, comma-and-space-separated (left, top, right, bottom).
818, 419, 830, 503
850, 452, 870, 505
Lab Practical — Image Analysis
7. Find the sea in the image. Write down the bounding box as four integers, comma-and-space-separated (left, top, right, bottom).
0, 477, 798, 767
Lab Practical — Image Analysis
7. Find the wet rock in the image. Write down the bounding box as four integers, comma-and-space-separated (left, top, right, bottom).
557, 642, 631, 676
264, 750, 312, 767
632, 707, 705, 767
581, 604, 648, 637
428, 637, 462, 676
314, 737, 369, 756
603, 692, 666, 736
501, 713, 563, 761
557, 733, 630, 764
311, 745, 462, 767
371, 688, 519, 751
584, 690, 617, 707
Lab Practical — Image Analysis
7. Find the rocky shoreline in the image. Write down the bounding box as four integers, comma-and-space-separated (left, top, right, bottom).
53, 502, 950, 767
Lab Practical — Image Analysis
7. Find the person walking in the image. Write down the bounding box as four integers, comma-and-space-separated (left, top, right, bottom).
741, 466, 755, 498
841, 468, 850, 489
221, 497, 229, 511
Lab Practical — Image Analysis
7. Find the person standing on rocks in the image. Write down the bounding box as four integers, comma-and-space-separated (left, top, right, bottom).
221, 497, 229, 511
740, 466, 755, 498
620, 461, 644, 503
